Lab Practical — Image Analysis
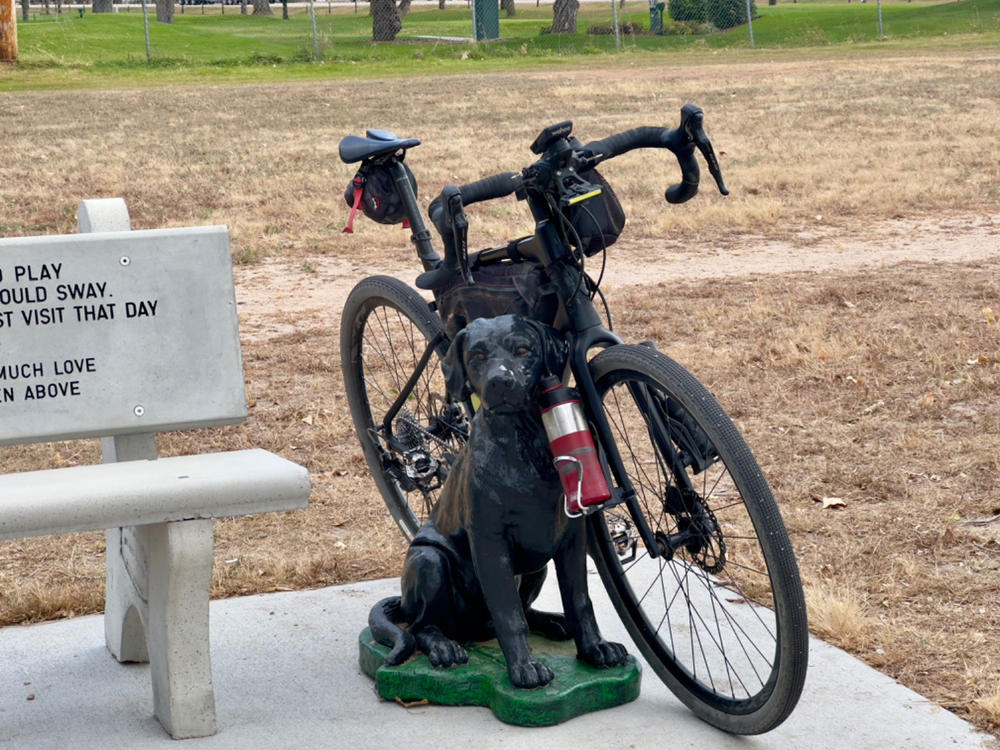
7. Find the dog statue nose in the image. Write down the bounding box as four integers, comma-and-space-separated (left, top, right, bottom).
484, 368, 519, 407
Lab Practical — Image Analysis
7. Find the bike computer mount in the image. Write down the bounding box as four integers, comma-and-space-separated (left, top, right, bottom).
530, 121, 574, 155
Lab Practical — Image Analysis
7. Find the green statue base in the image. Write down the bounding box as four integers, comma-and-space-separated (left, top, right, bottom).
358, 627, 641, 727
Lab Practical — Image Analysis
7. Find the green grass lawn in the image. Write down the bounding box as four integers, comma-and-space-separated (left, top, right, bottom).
2, 0, 998, 89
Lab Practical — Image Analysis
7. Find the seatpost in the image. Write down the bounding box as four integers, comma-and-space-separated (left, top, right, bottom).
389, 161, 440, 271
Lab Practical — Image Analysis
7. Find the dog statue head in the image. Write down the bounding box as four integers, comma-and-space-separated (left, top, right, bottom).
442, 315, 567, 413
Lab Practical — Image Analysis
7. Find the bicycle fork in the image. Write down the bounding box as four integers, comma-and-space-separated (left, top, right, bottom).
569, 336, 667, 560
575, 342, 719, 565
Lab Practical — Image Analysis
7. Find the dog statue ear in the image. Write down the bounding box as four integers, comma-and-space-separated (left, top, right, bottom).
525, 319, 568, 379
442, 328, 471, 400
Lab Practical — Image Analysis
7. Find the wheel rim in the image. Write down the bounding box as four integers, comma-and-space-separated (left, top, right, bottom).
354, 300, 462, 537
595, 370, 784, 713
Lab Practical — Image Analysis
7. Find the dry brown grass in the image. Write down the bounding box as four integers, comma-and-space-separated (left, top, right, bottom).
1, 49, 998, 254
1, 46, 999, 735
614, 261, 1000, 732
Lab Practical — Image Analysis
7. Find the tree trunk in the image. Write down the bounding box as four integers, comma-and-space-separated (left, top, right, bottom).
156, 0, 174, 23
43, 0, 50, 15
437, 0, 444, 8
251, 0, 272, 14
501, 0, 514, 16
371, 0, 400, 40
240, 0, 247, 13
20, 0, 27, 21
397, 0, 410, 18
56, 0, 62, 13
0, 0, 17, 62
281, 0, 287, 18
92, 0, 113, 12
551, 0, 577, 33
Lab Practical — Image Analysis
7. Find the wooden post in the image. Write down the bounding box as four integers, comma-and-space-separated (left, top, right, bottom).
0, 0, 18, 63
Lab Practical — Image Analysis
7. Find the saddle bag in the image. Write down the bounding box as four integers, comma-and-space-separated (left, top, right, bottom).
343, 161, 416, 228
435, 262, 558, 338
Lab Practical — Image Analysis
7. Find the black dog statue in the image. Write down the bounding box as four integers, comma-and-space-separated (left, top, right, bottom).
369, 314, 627, 689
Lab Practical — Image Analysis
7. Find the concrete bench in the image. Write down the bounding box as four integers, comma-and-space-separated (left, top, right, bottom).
0, 199, 311, 739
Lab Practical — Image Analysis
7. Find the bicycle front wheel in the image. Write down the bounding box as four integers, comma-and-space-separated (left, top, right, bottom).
340, 276, 463, 540
587, 344, 807, 734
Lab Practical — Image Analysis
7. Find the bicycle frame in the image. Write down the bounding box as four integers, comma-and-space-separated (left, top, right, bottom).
519, 193, 666, 558
384, 156, 668, 559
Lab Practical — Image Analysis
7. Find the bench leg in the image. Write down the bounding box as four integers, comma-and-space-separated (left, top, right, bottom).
145, 519, 218, 739
106, 520, 218, 739
105, 527, 151, 663
103, 433, 156, 664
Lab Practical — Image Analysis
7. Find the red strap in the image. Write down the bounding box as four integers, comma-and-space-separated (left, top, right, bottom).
402, 218, 411, 229
343, 177, 364, 234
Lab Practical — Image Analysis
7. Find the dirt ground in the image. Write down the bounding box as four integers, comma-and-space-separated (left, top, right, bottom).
234, 214, 999, 334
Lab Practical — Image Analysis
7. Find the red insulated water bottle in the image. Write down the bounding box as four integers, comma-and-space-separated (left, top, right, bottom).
538, 375, 612, 515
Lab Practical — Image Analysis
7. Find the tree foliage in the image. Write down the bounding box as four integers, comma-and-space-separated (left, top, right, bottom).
668, 0, 704, 23
668, 0, 755, 28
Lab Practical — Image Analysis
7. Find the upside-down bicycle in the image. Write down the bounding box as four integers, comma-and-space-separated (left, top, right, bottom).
338, 106, 808, 735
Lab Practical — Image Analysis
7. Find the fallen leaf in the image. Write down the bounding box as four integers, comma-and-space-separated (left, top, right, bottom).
396, 697, 430, 709
302, 414, 314, 426
822, 496, 847, 509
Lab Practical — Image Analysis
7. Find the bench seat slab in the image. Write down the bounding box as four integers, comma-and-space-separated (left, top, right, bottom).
0, 449, 310, 540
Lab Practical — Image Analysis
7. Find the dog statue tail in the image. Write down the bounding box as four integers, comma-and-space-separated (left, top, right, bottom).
368, 596, 416, 665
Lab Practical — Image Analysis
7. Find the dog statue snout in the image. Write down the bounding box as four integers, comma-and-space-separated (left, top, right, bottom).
484, 364, 523, 408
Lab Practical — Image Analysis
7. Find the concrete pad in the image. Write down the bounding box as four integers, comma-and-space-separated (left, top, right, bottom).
1, 572, 994, 749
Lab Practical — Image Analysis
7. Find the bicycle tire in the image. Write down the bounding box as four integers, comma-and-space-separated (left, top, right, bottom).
340, 275, 462, 540
586, 343, 808, 734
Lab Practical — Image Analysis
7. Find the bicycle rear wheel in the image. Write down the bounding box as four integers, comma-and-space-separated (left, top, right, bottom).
586, 344, 807, 734
340, 276, 464, 540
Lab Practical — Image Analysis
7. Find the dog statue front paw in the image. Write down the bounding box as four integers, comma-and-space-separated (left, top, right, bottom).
509, 659, 555, 689
578, 640, 629, 669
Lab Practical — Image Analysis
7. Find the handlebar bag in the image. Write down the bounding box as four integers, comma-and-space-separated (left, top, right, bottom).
563, 168, 626, 257
435, 262, 558, 339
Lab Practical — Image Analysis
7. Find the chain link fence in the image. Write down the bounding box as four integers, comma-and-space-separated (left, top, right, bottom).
9, 0, 997, 57
367, 0, 758, 46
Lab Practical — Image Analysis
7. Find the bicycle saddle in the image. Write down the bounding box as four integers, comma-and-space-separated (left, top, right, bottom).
339, 129, 421, 164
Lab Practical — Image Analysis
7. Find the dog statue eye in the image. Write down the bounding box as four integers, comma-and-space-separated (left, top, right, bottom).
515, 346, 531, 357
469, 351, 488, 363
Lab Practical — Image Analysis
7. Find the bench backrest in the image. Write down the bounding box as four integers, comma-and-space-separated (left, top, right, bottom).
0, 208, 246, 446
